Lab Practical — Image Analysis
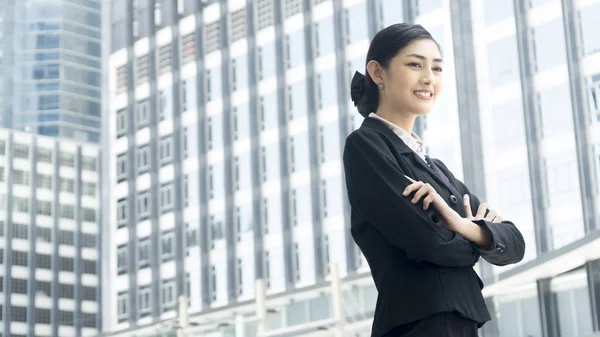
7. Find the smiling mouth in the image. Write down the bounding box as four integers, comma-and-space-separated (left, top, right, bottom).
413, 91, 433, 99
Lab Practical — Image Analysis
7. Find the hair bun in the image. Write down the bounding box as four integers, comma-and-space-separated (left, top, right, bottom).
350, 71, 366, 107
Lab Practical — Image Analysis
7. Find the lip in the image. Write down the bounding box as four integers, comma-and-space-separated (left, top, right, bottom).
413, 90, 434, 100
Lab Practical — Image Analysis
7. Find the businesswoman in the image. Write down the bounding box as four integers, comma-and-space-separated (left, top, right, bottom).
343, 23, 526, 337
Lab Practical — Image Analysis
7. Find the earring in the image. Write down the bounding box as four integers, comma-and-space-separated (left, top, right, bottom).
378, 83, 385, 91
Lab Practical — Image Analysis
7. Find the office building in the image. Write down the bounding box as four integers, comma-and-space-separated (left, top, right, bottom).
0, 0, 102, 143
104, 0, 600, 336
0, 128, 102, 337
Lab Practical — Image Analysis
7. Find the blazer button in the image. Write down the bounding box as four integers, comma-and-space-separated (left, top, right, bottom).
449, 195, 458, 205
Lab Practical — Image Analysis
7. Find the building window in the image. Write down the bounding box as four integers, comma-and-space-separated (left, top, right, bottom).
158, 43, 172, 74
0, 139, 4, 155
257, 0, 274, 30
136, 55, 149, 84
58, 230, 74, 246
158, 90, 167, 121
12, 251, 29, 266
160, 183, 174, 212
161, 231, 174, 262
136, 145, 150, 172
237, 258, 243, 295
83, 182, 96, 196
264, 251, 271, 288
60, 204, 75, 219
13, 223, 28, 240
83, 208, 96, 222
82, 156, 96, 171
210, 265, 217, 301
60, 151, 75, 167
294, 243, 301, 281
208, 165, 214, 199
135, 99, 150, 128
117, 291, 128, 322
116, 65, 128, 94
138, 286, 152, 318
117, 245, 128, 275
263, 198, 269, 234
231, 8, 247, 42
83, 286, 97, 301
284, 0, 302, 17
117, 153, 127, 183
207, 117, 214, 150
82, 233, 97, 248
159, 136, 173, 165
36, 254, 52, 269
13, 170, 29, 186
38, 147, 53, 163
182, 127, 188, 159
37, 200, 52, 216
13, 197, 29, 213
60, 178, 74, 193
117, 108, 127, 137
161, 280, 176, 311
138, 239, 150, 269
181, 79, 188, 112
205, 21, 221, 54
181, 32, 196, 65
11, 306, 28, 323
183, 174, 189, 207
36, 308, 52, 325
13, 143, 30, 159
186, 223, 197, 248
117, 197, 128, 228
210, 215, 224, 248
37, 174, 52, 189
137, 191, 150, 219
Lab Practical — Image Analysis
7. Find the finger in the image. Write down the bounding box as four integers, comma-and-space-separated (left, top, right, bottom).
422, 193, 436, 210
494, 216, 503, 223
485, 210, 497, 222
402, 182, 424, 196
475, 203, 488, 219
463, 195, 472, 217
411, 184, 432, 204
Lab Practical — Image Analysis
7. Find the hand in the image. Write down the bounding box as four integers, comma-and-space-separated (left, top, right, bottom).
463, 195, 503, 223
402, 177, 465, 232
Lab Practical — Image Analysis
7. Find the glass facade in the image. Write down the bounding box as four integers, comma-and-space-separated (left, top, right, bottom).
107, 0, 600, 336
0, 0, 102, 143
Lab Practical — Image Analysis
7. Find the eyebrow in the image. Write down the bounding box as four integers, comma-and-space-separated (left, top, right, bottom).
406, 53, 444, 63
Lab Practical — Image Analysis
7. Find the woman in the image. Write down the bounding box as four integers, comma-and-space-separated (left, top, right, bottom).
343, 23, 525, 337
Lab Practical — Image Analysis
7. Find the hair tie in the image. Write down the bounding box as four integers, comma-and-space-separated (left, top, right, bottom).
350, 71, 366, 107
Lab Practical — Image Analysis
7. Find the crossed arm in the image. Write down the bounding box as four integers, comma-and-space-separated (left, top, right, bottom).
343, 131, 525, 267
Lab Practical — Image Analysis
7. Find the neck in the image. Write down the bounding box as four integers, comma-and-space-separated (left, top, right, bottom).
375, 107, 417, 134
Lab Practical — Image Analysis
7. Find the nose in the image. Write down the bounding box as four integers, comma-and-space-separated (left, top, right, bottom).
420, 75, 431, 86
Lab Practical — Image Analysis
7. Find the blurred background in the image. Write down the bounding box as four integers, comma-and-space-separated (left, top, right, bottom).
0, 0, 600, 336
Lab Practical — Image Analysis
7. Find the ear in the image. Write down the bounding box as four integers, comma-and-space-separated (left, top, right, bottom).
366, 60, 385, 86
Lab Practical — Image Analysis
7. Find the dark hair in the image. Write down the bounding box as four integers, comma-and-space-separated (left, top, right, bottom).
350, 23, 440, 117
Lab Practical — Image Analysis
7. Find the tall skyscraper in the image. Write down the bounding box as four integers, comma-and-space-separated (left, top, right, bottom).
104, 0, 600, 336
0, 128, 102, 337
0, 0, 102, 143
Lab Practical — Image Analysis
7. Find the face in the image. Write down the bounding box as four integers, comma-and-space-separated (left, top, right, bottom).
369, 39, 443, 116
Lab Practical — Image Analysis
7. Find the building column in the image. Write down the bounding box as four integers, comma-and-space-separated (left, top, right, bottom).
586, 259, 600, 331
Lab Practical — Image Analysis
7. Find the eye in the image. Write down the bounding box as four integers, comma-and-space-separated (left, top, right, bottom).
433, 67, 443, 72
408, 62, 422, 68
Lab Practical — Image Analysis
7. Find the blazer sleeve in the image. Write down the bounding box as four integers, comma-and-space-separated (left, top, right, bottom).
343, 130, 479, 267
433, 159, 526, 266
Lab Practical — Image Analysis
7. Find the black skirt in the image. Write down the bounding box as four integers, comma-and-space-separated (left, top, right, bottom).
382, 311, 479, 337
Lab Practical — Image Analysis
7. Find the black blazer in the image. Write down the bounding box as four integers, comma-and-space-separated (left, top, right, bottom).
342, 117, 525, 337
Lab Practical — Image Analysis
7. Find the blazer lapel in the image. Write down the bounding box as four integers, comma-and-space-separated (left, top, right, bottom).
360, 117, 459, 195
